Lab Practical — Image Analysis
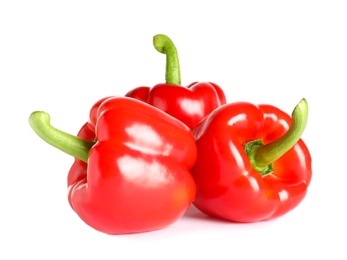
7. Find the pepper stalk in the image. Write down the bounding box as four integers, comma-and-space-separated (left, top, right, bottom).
29, 111, 95, 163
245, 98, 309, 176
153, 34, 181, 85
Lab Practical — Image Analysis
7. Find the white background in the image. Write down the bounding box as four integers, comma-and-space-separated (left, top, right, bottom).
1, 1, 346, 259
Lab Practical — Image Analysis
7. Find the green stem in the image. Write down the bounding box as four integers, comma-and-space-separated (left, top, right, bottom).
245, 98, 309, 175
153, 34, 181, 85
29, 111, 95, 163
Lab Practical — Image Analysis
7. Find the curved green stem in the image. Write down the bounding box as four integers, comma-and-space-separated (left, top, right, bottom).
29, 111, 95, 163
245, 98, 309, 175
153, 34, 181, 85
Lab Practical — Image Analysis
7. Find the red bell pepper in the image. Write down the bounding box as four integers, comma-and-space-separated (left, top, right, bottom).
190, 98, 312, 222
126, 34, 226, 130
29, 96, 197, 234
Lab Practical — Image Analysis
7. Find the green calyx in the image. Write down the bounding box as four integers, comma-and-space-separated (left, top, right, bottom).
245, 98, 309, 176
244, 139, 274, 175
29, 111, 95, 163
153, 34, 181, 85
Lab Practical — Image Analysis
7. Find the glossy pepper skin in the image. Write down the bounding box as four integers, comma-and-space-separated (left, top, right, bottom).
126, 34, 226, 130
190, 99, 312, 222
29, 97, 197, 234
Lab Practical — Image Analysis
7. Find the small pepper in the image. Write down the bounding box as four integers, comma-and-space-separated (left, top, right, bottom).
29, 97, 197, 234
190, 98, 312, 222
126, 34, 226, 130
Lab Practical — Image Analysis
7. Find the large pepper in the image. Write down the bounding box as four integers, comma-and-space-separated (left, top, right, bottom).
29, 97, 197, 234
190, 98, 312, 222
126, 34, 226, 130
